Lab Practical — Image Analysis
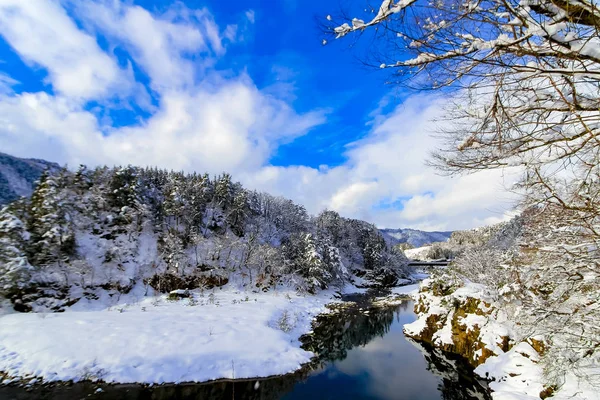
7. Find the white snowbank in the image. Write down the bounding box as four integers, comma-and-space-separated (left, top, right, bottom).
340, 281, 368, 294
0, 285, 334, 384
391, 283, 420, 295
476, 342, 545, 399
403, 246, 432, 260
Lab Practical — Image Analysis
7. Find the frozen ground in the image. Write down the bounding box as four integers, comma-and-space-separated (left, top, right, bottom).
0, 284, 341, 385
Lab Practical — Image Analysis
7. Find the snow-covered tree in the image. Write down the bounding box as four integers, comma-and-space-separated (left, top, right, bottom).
329, 0, 600, 388
108, 166, 139, 211
27, 171, 75, 268
214, 173, 233, 210
227, 190, 248, 237
315, 210, 344, 245
0, 163, 414, 310
160, 228, 188, 277
328, 0, 600, 240
0, 205, 33, 295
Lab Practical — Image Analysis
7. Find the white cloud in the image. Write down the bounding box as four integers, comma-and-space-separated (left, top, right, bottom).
0, 71, 18, 94
0, 0, 519, 231
0, 0, 131, 100
0, 0, 325, 177
329, 181, 381, 215
245, 10, 256, 24
72, 1, 223, 92
243, 95, 521, 231
0, 79, 326, 175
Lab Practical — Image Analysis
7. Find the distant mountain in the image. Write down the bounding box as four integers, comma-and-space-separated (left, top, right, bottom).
380, 228, 453, 248
0, 152, 61, 205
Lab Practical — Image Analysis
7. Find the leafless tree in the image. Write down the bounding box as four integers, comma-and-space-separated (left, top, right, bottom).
327, 0, 600, 230
327, 0, 600, 389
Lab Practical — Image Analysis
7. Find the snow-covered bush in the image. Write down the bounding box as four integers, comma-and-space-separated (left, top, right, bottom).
424, 243, 455, 260
274, 309, 296, 333
450, 247, 513, 292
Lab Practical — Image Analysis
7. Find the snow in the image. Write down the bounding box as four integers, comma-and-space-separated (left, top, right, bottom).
333, 0, 417, 38
340, 281, 368, 294
459, 314, 487, 332
432, 310, 454, 345
406, 276, 600, 400
404, 246, 432, 260
0, 299, 14, 317
453, 283, 489, 300
0, 285, 336, 384
391, 283, 420, 295
475, 343, 545, 400
403, 314, 427, 337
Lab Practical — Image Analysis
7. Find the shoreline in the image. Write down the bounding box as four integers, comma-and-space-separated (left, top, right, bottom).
0, 281, 420, 388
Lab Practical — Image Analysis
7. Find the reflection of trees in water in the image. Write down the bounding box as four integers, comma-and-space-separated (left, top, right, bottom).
300, 305, 396, 364
407, 338, 492, 400
1, 302, 491, 400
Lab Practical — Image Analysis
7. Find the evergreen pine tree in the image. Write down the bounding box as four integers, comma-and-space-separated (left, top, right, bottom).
27, 171, 75, 267
0, 205, 33, 295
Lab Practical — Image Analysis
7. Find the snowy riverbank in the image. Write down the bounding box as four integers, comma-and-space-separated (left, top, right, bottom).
403, 278, 600, 400
0, 284, 339, 385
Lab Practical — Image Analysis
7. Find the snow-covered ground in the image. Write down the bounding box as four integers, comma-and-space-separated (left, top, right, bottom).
391, 283, 420, 295
0, 272, 429, 387
0, 284, 341, 385
403, 246, 432, 260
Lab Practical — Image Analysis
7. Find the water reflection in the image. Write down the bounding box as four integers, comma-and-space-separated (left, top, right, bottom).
412, 341, 491, 400
0, 301, 490, 400
284, 301, 490, 400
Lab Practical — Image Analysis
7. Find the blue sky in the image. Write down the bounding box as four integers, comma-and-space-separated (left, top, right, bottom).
0, 0, 517, 230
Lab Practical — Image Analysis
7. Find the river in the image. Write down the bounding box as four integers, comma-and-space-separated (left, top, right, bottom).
0, 299, 491, 400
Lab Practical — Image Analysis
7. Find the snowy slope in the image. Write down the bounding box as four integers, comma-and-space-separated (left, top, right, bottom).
0, 152, 60, 205
403, 246, 433, 260
380, 228, 452, 247
0, 284, 336, 385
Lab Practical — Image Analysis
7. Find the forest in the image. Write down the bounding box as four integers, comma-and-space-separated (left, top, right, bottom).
0, 165, 409, 311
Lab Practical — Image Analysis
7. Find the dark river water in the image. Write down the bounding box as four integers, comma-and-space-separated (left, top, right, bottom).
0, 300, 491, 400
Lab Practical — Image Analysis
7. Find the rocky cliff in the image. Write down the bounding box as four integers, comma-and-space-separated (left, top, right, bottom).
403, 277, 553, 399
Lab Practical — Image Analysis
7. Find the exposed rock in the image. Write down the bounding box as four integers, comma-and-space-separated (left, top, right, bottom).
145, 273, 228, 293
404, 277, 558, 399
404, 279, 512, 368
167, 289, 191, 300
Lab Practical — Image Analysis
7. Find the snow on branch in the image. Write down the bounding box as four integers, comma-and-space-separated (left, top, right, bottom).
332, 0, 417, 38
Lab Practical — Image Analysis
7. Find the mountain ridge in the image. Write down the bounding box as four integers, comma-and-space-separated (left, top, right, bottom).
380, 228, 453, 247
0, 152, 61, 205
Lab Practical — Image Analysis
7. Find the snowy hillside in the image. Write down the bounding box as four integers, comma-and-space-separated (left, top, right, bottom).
0, 152, 60, 205
0, 164, 410, 312
380, 228, 452, 247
